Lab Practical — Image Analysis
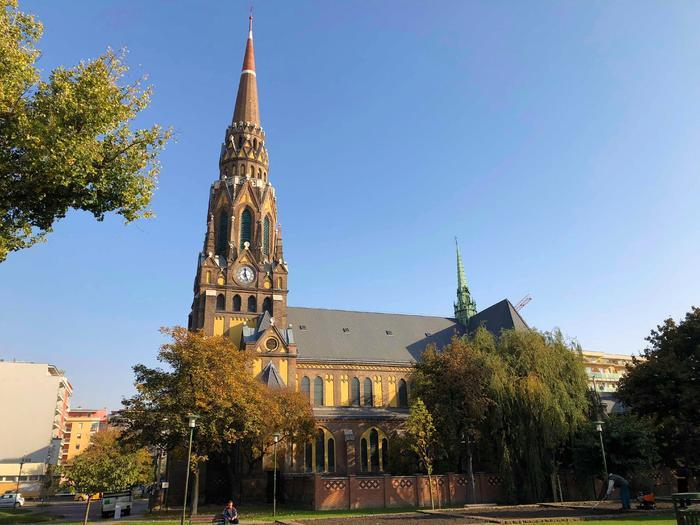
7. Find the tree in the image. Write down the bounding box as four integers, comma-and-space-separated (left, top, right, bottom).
404, 398, 438, 510
0, 0, 171, 261
572, 414, 660, 482
61, 429, 152, 525
119, 327, 314, 509
616, 307, 700, 470
484, 328, 590, 503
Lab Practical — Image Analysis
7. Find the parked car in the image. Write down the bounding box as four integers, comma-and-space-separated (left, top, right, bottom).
74, 492, 101, 501
101, 491, 132, 518
0, 493, 25, 508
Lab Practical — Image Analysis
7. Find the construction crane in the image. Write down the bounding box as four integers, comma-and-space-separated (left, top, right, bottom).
514, 294, 532, 311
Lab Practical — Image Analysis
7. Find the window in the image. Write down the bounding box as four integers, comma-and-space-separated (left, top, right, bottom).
233, 294, 241, 311
351, 377, 360, 406
363, 378, 373, 406
305, 428, 335, 473
301, 377, 310, 400
398, 379, 408, 408
262, 297, 272, 315
238, 136, 243, 149
360, 427, 388, 473
239, 208, 252, 250
263, 216, 271, 256
216, 211, 229, 256
299, 325, 307, 331
253, 138, 258, 149
313, 376, 324, 407
247, 295, 256, 312
216, 294, 225, 311
342, 327, 350, 333
385, 330, 393, 336
75, 444, 80, 450
77, 434, 82, 439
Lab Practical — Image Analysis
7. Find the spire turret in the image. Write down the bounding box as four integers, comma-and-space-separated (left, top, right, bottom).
454, 238, 477, 326
232, 14, 260, 126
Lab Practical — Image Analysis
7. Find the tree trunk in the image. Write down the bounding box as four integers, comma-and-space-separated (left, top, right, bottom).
467, 438, 476, 504
427, 471, 435, 510
83, 494, 92, 525
192, 469, 200, 515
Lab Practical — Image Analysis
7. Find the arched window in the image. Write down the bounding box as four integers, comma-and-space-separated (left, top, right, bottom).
253, 138, 258, 149
351, 378, 360, 406
239, 208, 252, 250
232, 294, 241, 312
277, 277, 283, 289
304, 442, 313, 473
262, 297, 272, 315
327, 437, 335, 473
370, 429, 380, 471
398, 379, 408, 408
263, 216, 271, 256
313, 376, 324, 407
360, 428, 388, 473
301, 377, 310, 400
360, 438, 368, 473
381, 438, 388, 471
216, 294, 225, 311
238, 136, 243, 149
216, 211, 228, 256
315, 429, 324, 473
363, 378, 373, 407
247, 296, 256, 312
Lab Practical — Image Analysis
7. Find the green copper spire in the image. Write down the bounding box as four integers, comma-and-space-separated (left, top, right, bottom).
454, 238, 477, 326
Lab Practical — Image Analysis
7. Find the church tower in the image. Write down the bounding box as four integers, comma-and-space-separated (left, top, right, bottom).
189, 17, 294, 384
454, 239, 477, 326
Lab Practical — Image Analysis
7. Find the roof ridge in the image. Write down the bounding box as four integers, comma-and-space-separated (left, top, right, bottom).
288, 305, 455, 320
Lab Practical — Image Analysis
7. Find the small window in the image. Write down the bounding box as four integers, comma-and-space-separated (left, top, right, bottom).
247, 295, 257, 312
385, 330, 393, 336
77, 434, 82, 439
75, 444, 80, 450
342, 327, 350, 333
425, 331, 432, 337
301, 377, 311, 400
313, 376, 324, 407
216, 294, 225, 311
299, 325, 307, 331
233, 294, 241, 311
363, 378, 373, 407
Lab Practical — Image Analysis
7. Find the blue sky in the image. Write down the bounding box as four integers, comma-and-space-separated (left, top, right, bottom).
2, 1, 699, 409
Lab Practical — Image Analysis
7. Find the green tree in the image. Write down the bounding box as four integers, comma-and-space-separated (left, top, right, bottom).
404, 398, 438, 510
485, 328, 590, 503
616, 307, 700, 470
572, 414, 660, 482
119, 327, 314, 510
61, 429, 152, 525
412, 334, 494, 499
0, 0, 171, 261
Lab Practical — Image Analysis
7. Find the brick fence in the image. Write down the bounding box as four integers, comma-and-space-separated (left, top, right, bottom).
282, 472, 507, 510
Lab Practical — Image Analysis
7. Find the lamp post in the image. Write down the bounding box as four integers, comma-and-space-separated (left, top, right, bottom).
272, 433, 281, 518
594, 420, 608, 479
16, 456, 26, 494
181, 415, 199, 525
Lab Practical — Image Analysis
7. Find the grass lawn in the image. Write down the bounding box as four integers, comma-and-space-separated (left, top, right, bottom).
534, 515, 675, 525
0, 508, 58, 524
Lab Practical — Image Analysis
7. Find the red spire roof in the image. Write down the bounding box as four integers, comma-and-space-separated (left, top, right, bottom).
232, 14, 260, 125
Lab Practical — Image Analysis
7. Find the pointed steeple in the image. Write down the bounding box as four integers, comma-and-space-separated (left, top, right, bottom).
232, 14, 260, 125
454, 238, 477, 326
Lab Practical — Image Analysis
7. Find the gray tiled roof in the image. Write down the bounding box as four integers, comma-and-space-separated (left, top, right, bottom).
287, 300, 529, 365
287, 307, 463, 364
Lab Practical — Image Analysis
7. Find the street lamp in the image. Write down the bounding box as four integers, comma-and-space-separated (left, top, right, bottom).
181, 415, 199, 525
16, 456, 27, 494
272, 433, 281, 518
594, 421, 608, 479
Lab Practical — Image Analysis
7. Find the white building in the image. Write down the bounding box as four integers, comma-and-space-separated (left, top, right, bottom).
0, 362, 72, 496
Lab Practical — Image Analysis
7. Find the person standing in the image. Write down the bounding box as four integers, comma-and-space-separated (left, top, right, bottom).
606, 473, 631, 510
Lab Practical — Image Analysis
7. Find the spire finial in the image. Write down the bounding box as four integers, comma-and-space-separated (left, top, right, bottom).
248, 7, 254, 39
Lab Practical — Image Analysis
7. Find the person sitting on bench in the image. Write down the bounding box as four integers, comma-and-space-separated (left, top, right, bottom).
223, 500, 239, 524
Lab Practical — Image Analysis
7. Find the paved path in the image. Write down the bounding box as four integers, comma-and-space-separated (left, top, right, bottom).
26, 498, 149, 521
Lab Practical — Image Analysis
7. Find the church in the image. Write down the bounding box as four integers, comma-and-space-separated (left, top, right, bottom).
186, 17, 528, 491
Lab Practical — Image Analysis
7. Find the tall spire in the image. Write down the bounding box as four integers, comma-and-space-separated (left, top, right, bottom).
454, 238, 477, 326
232, 13, 260, 125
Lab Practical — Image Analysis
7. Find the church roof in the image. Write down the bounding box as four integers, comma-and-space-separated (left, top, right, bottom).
467, 299, 530, 334
259, 361, 285, 389
288, 300, 529, 365
288, 307, 462, 364
232, 15, 260, 125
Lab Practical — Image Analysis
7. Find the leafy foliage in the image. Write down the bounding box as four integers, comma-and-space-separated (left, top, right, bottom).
572, 414, 660, 481
403, 398, 437, 509
60, 429, 151, 525
412, 328, 590, 503
119, 327, 314, 499
616, 306, 700, 469
0, 0, 171, 261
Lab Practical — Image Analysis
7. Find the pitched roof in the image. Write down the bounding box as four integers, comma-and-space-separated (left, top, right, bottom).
259, 361, 285, 389
467, 299, 529, 334
287, 307, 462, 364
288, 300, 529, 365
232, 15, 260, 125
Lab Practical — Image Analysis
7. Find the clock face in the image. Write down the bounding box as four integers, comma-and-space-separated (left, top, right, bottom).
236, 265, 256, 285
